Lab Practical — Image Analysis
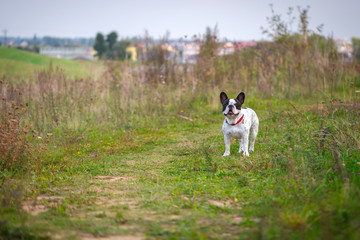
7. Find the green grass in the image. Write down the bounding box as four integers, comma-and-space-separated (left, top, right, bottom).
2, 98, 359, 240
0, 46, 103, 81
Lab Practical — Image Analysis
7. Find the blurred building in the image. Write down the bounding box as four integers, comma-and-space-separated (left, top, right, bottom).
335, 39, 353, 61
182, 42, 200, 63
39, 46, 94, 60
218, 41, 257, 56
126, 46, 137, 62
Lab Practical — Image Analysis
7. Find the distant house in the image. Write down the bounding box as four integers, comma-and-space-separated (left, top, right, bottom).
20, 41, 29, 47
233, 41, 257, 50
126, 46, 137, 62
335, 39, 353, 61
218, 41, 257, 56
133, 40, 258, 63
218, 42, 235, 56
39, 46, 94, 60
182, 42, 200, 63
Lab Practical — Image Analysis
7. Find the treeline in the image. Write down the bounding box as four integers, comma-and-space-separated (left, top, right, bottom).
352, 37, 360, 62
0, 36, 94, 48
0, 36, 95, 54
93, 31, 133, 60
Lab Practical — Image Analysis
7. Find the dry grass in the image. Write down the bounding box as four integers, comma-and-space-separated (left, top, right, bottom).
0, 96, 30, 171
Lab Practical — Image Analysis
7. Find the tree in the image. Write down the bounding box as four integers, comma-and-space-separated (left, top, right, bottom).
106, 32, 118, 50
93, 33, 106, 59
352, 37, 360, 62
106, 31, 118, 59
299, 8, 309, 44
199, 26, 219, 59
94, 31, 132, 60
113, 40, 131, 60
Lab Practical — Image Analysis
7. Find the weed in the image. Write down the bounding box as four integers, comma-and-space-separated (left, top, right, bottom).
0, 97, 30, 172
0, 220, 50, 240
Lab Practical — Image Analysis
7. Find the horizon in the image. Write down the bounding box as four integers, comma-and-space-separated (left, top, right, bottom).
2, 35, 356, 43
1, 0, 359, 42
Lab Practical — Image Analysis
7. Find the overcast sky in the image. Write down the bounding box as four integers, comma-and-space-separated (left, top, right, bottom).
0, 0, 359, 41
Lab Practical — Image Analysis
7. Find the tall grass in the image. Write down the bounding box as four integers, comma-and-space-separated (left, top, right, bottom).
0, 6, 357, 133
0, 26, 358, 168
0, 19, 358, 168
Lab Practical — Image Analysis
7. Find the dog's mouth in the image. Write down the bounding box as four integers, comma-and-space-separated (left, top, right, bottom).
226, 110, 239, 116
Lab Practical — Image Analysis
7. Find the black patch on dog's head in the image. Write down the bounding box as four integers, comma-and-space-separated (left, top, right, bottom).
220, 92, 230, 112
234, 99, 242, 110
222, 99, 230, 112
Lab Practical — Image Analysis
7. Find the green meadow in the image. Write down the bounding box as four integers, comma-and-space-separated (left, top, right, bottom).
0, 47, 103, 81
0, 28, 359, 240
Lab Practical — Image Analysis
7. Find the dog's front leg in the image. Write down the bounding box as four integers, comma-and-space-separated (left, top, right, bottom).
238, 138, 243, 153
242, 132, 250, 156
223, 134, 231, 156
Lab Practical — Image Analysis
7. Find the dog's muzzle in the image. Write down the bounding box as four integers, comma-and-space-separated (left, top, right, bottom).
226, 106, 239, 116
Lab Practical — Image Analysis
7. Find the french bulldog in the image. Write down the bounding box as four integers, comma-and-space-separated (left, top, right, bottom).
220, 92, 259, 156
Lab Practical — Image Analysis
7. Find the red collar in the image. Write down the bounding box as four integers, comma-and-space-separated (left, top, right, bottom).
226, 114, 244, 126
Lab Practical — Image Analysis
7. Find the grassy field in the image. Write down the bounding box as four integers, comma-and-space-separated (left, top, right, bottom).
0, 47, 104, 81
0, 34, 360, 239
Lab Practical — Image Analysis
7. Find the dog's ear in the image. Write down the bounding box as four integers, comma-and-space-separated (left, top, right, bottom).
236, 92, 245, 105
220, 92, 228, 104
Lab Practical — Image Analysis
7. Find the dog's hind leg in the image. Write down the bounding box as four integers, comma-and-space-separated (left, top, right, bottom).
249, 118, 259, 152
242, 132, 250, 156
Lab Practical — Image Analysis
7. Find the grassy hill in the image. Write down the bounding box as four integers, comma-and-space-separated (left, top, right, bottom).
0, 46, 102, 81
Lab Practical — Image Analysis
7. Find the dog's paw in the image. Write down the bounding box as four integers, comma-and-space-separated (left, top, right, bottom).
223, 152, 230, 157
243, 151, 249, 157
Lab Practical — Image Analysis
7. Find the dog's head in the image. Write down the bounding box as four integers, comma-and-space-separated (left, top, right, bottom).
220, 92, 245, 118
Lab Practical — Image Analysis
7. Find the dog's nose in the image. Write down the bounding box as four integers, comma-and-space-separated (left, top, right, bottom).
228, 105, 234, 110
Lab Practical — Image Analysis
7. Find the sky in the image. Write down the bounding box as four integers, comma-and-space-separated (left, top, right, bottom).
0, 0, 359, 41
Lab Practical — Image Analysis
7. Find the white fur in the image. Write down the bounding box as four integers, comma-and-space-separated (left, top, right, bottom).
222, 106, 259, 157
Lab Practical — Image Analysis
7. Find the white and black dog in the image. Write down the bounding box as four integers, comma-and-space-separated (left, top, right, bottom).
220, 92, 259, 157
